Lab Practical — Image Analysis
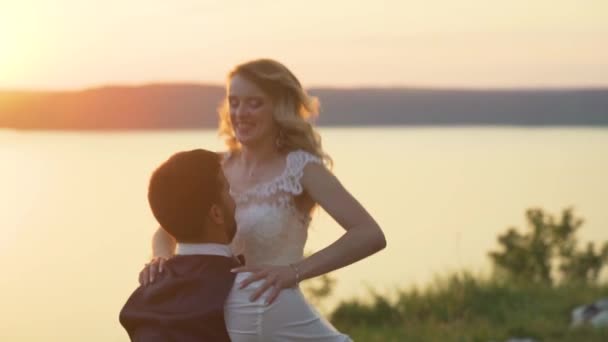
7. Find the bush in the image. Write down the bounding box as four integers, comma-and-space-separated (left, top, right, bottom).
489, 208, 608, 286
328, 208, 608, 341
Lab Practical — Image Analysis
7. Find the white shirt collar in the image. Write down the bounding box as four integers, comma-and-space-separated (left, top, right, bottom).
175, 243, 233, 257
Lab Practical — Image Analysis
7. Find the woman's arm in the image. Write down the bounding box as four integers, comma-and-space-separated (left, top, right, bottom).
139, 227, 176, 286
152, 226, 176, 259
295, 162, 386, 280
234, 162, 386, 303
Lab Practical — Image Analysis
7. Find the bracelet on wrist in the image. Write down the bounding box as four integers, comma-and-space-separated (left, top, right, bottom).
289, 263, 301, 284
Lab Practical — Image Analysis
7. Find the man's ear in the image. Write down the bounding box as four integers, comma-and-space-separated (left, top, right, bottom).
208, 204, 225, 225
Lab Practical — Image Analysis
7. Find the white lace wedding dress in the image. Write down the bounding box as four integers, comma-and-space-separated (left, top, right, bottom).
224, 150, 351, 342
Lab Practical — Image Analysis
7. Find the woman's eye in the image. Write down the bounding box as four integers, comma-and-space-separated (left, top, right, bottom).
248, 99, 262, 108
229, 99, 239, 108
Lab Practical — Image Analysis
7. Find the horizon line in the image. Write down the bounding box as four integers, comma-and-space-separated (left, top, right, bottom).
2, 82, 608, 93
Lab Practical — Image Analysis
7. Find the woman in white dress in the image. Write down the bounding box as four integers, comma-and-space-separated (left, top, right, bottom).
218, 59, 385, 341
146, 59, 386, 341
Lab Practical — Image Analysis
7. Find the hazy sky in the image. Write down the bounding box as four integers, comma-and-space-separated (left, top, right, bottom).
1, 0, 607, 89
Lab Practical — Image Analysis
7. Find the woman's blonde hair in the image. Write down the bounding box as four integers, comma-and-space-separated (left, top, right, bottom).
218, 59, 332, 167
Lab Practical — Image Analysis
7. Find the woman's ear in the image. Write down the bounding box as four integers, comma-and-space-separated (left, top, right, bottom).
208, 204, 225, 225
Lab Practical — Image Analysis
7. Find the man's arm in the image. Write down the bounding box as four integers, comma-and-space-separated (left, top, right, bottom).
152, 226, 176, 259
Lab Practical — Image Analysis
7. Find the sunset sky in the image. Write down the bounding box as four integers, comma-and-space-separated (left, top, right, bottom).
1, 0, 607, 90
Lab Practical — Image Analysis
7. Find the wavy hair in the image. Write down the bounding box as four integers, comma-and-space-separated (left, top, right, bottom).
218, 59, 332, 167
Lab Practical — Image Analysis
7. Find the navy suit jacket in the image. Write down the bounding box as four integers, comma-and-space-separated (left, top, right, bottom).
119, 255, 239, 342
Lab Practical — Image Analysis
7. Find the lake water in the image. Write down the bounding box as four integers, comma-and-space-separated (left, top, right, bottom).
1, 127, 607, 341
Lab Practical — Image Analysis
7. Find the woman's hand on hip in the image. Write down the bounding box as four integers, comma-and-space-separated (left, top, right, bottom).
231, 264, 298, 305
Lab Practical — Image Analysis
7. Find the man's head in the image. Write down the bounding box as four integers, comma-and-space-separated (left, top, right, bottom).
147, 149, 236, 244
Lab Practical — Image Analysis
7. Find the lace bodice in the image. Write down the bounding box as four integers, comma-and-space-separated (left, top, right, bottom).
227, 150, 323, 266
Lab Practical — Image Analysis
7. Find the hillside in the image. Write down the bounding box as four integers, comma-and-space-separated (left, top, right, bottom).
1, 84, 607, 129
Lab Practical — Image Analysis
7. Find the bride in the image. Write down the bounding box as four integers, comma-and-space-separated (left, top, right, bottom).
148, 59, 386, 341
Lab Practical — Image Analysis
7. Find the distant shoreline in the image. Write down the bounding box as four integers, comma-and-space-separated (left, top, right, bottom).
4, 125, 608, 134
2, 84, 607, 130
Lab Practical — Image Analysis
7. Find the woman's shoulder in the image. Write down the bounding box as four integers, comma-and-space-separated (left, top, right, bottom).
286, 149, 322, 164
284, 149, 325, 179
219, 150, 241, 182
219, 149, 241, 166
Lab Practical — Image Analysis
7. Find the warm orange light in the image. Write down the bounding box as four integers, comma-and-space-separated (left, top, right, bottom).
0, 10, 40, 89
0, 1, 607, 89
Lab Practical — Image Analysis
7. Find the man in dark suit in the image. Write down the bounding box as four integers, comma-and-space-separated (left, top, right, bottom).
119, 149, 238, 342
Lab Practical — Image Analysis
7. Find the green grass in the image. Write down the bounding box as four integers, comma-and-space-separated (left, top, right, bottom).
329, 272, 608, 341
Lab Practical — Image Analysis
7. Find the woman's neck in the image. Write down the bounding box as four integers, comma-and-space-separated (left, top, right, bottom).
239, 139, 280, 167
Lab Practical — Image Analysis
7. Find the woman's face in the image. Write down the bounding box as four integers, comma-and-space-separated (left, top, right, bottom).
228, 74, 277, 147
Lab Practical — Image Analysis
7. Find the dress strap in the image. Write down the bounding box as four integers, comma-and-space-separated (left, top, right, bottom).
282, 150, 323, 196
229, 150, 323, 203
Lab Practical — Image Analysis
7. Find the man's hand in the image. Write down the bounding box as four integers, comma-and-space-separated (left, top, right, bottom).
138, 256, 167, 286
231, 264, 299, 305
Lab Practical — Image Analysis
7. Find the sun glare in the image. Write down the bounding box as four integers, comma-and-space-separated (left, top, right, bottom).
1, 28, 24, 88
0, 12, 21, 82
0, 5, 45, 89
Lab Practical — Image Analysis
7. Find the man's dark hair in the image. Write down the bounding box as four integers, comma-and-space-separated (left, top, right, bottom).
148, 149, 221, 242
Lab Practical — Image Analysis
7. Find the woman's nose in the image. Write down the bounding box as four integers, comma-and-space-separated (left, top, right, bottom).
234, 103, 249, 118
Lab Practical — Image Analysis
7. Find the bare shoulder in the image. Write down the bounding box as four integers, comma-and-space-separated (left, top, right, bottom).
220, 150, 238, 172
300, 160, 340, 192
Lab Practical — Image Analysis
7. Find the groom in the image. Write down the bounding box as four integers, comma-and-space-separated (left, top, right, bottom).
119, 149, 238, 341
